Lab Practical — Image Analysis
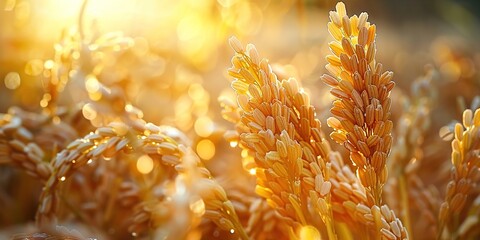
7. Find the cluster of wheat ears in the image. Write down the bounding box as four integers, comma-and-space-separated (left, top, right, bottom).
1, 2, 479, 240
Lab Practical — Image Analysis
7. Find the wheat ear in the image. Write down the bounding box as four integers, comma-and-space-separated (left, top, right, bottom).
36, 120, 248, 239
322, 2, 394, 206
227, 36, 338, 239
438, 108, 480, 239
388, 67, 436, 235
0, 114, 51, 180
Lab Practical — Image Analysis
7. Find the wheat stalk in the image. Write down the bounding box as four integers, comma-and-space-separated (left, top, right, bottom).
438, 108, 480, 239
225, 19, 410, 236
40, 28, 79, 117
246, 197, 290, 239
36, 119, 248, 239
0, 106, 77, 182
0, 113, 51, 181
226, 36, 338, 238
387, 67, 437, 235
408, 175, 441, 238
456, 195, 480, 239
321, 2, 394, 207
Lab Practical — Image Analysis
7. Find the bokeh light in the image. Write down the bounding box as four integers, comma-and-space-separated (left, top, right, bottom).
136, 154, 154, 174
82, 103, 97, 120
194, 116, 214, 137
189, 198, 206, 217
4, 72, 21, 90
196, 139, 215, 160
299, 225, 321, 240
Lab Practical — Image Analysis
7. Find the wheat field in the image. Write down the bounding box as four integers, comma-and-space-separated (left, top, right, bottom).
0, 1, 479, 239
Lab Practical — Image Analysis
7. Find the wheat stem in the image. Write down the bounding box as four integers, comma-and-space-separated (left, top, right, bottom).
78, 0, 88, 41
326, 217, 337, 240
399, 174, 413, 239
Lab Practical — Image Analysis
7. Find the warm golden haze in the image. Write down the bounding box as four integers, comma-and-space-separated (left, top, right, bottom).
1, 1, 480, 240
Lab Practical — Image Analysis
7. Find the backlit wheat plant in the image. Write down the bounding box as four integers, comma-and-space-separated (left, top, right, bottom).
36, 117, 248, 239
225, 35, 338, 239
321, 2, 394, 207
4, 1, 480, 240
438, 109, 480, 239
387, 67, 438, 236
223, 3, 408, 239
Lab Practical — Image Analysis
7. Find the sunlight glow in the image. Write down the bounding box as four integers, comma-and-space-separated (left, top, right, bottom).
137, 154, 154, 174
196, 139, 215, 160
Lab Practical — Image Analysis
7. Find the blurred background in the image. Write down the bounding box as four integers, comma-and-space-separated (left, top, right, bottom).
1, 0, 480, 237
1, 0, 480, 119
2, 0, 479, 166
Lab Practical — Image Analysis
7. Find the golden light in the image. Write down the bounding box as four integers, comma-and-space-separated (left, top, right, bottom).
82, 103, 97, 120
175, 96, 194, 130
44, 0, 137, 26
188, 83, 207, 101
40, 93, 51, 108
194, 116, 214, 137
52, 116, 61, 124
136, 154, 154, 174
440, 61, 461, 81
43, 60, 55, 70
177, 15, 203, 42
4, 0, 16, 11
299, 225, 321, 240
189, 198, 205, 217
242, 155, 255, 171
4, 72, 21, 90
24, 59, 44, 76
14, 1, 30, 24
85, 75, 100, 92
241, 149, 249, 158
196, 139, 215, 160
229, 140, 238, 147
85, 75, 102, 101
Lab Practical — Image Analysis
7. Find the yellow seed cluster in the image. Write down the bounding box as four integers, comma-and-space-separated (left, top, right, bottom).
322, 2, 394, 206
438, 109, 480, 238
